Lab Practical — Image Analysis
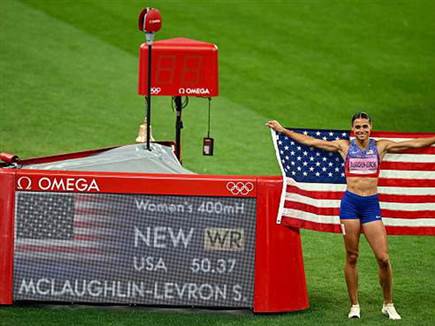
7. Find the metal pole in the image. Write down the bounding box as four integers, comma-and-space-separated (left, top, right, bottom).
174, 96, 183, 161
146, 43, 152, 151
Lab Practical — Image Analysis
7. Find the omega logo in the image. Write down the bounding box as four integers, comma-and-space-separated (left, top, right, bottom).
178, 88, 211, 95
17, 176, 32, 190
17, 176, 100, 192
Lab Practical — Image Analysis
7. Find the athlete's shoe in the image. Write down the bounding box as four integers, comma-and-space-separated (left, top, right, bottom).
348, 304, 360, 319
382, 303, 401, 320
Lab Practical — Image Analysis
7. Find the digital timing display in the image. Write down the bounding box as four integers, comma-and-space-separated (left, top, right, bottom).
154, 54, 203, 86
13, 192, 256, 307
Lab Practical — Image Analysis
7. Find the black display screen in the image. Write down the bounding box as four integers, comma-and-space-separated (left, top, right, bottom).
13, 192, 256, 307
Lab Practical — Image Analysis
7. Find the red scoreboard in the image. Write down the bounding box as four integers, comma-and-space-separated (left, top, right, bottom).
138, 37, 219, 97
0, 154, 309, 312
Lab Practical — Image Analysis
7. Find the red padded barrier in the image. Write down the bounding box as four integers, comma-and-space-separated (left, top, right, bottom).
0, 170, 15, 304
253, 177, 309, 312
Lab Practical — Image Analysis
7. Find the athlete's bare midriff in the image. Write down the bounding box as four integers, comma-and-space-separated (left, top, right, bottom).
346, 177, 378, 196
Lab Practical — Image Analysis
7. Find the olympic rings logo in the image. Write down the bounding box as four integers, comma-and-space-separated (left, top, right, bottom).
151, 87, 161, 95
226, 182, 254, 196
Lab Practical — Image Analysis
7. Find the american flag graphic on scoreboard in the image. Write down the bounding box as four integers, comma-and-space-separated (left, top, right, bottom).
15, 193, 114, 260
271, 128, 435, 235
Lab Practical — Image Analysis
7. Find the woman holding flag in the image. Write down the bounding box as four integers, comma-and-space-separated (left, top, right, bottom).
266, 112, 435, 320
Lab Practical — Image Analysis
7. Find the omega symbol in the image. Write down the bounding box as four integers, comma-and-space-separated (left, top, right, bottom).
17, 176, 32, 190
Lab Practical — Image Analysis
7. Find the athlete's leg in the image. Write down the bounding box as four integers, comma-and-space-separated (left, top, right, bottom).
341, 219, 361, 305
362, 221, 392, 304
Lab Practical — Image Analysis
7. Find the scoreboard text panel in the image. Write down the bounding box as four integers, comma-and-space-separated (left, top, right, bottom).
13, 192, 256, 307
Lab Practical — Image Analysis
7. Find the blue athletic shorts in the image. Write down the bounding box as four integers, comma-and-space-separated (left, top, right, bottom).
340, 190, 382, 224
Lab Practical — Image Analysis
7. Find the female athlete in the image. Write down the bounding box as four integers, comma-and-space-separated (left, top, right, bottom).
266, 112, 435, 320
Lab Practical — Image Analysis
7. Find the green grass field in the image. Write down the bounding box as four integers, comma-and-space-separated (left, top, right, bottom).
1, 0, 434, 325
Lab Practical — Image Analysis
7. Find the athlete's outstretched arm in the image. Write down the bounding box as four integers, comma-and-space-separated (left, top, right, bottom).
378, 136, 435, 155
266, 120, 348, 153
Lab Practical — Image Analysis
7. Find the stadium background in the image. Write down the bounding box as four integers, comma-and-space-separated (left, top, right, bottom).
0, 0, 434, 325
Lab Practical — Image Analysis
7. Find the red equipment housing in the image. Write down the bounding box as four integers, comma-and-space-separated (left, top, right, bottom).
138, 38, 219, 97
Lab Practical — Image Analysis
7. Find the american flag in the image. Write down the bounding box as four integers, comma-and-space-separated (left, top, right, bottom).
271, 128, 435, 235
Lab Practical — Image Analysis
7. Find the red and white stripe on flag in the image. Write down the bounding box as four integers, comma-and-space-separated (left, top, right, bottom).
273, 130, 435, 236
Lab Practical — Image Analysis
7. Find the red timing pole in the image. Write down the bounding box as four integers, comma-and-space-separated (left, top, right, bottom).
138, 8, 162, 151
